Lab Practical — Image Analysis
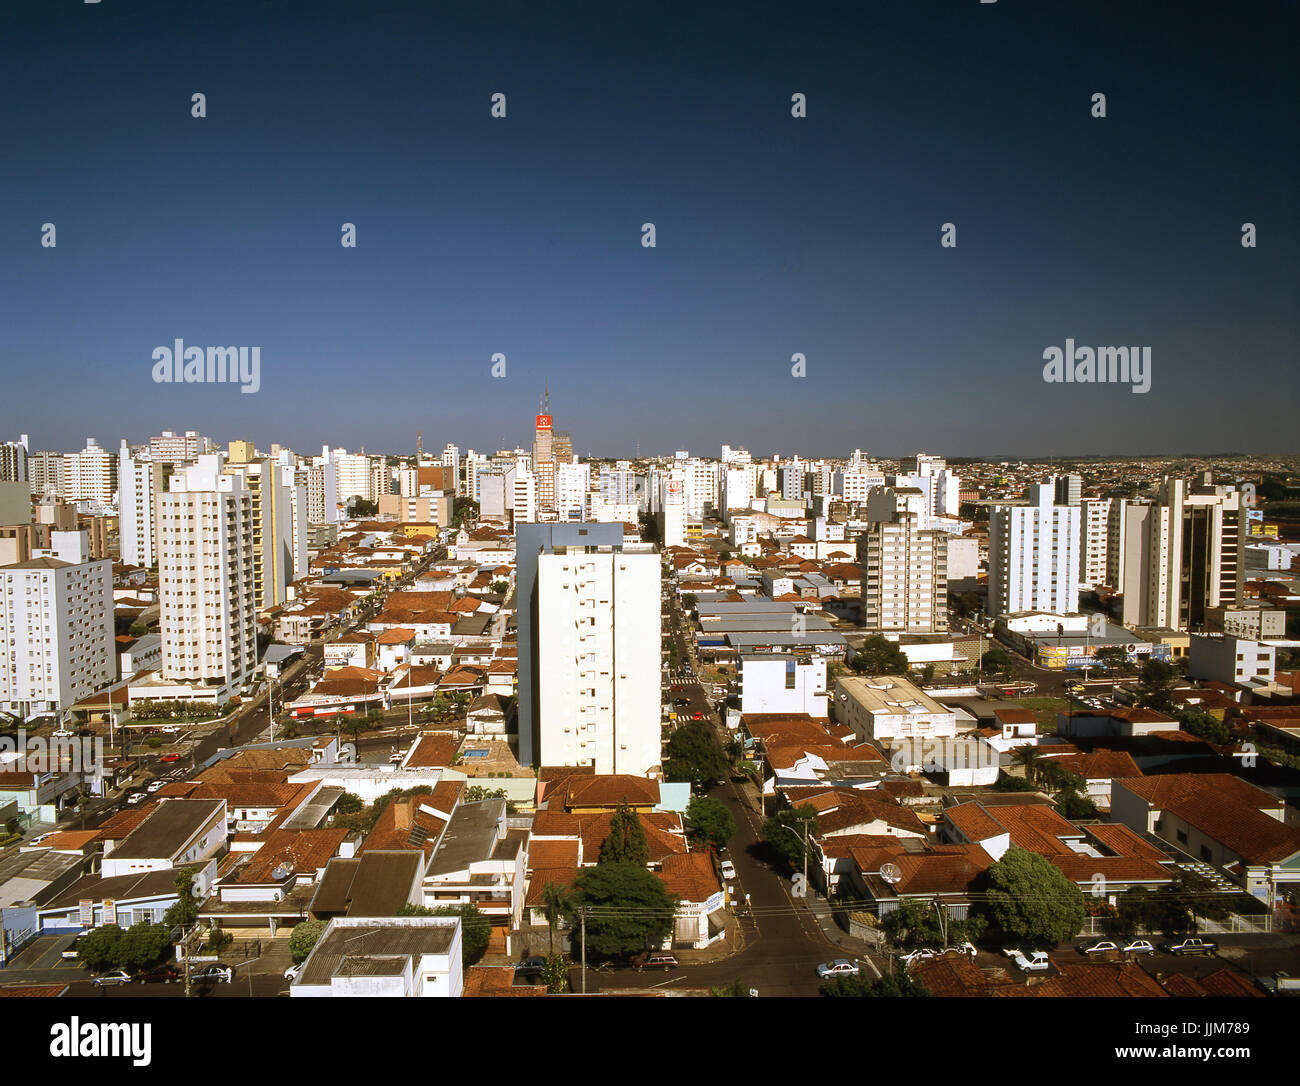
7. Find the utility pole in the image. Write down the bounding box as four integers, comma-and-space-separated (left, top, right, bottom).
580, 906, 587, 994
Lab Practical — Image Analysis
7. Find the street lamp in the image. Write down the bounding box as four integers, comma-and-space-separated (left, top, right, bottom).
782, 821, 812, 898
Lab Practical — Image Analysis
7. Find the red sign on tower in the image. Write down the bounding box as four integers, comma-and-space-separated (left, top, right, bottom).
535, 414, 552, 430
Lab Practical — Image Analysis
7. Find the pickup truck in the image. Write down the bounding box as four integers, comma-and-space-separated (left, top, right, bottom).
1012, 951, 1051, 972
1162, 937, 1217, 956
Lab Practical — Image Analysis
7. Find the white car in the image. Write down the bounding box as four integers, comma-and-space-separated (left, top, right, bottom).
284, 964, 302, 982
1014, 951, 1051, 972
1081, 940, 1120, 956
146, 780, 167, 793
720, 860, 737, 880
816, 959, 860, 978
92, 969, 134, 987
160, 725, 181, 735
1123, 939, 1155, 956
899, 947, 938, 966
51, 728, 74, 738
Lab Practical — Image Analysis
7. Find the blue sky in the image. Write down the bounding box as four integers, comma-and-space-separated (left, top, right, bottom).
1, 0, 1296, 458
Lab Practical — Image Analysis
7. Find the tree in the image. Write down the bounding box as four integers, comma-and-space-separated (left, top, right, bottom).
599, 799, 651, 866
685, 795, 736, 849
540, 953, 569, 993
882, 900, 943, 948
1175, 708, 1232, 745
334, 792, 363, 815
569, 862, 679, 960
682, 593, 698, 611
425, 903, 491, 967
118, 922, 172, 971
289, 919, 327, 962
852, 635, 909, 676
1011, 744, 1043, 786
663, 722, 729, 787
452, 497, 480, 529
164, 869, 199, 930
977, 846, 1087, 946
710, 978, 756, 997
1055, 785, 1100, 821
346, 497, 378, 518
128, 619, 150, 638
980, 648, 1012, 676
1159, 870, 1232, 935
760, 804, 819, 871
1136, 659, 1176, 713
820, 964, 930, 997
540, 881, 572, 955
920, 662, 936, 684
490, 580, 509, 595
76, 925, 124, 972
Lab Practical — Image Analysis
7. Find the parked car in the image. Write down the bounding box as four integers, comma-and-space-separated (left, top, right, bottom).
940, 941, 978, 959
1123, 939, 1156, 956
1080, 940, 1120, 956
515, 956, 546, 976
124, 792, 147, 806
146, 779, 167, 793
191, 964, 233, 983
160, 725, 181, 734
51, 727, 74, 738
284, 964, 301, 982
1013, 951, 1051, 972
1162, 937, 1217, 956
816, 959, 860, 978
899, 948, 938, 966
140, 964, 179, 984
720, 860, 737, 880
92, 969, 134, 987
636, 954, 678, 972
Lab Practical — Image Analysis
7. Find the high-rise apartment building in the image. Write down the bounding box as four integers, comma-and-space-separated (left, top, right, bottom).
63, 439, 116, 505
858, 487, 949, 633
156, 456, 257, 698
0, 530, 114, 720
149, 430, 206, 464
1079, 497, 1112, 587
988, 483, 1081, 617
29, 451, 64, 499
0, 436, 29, 487
517, 523, 661, 774
117, 441, 159, 568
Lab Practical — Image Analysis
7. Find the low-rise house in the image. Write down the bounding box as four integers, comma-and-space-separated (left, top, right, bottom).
290, 915, 464, 997
1112, 773, 1300, 907
100, 798, 227, 879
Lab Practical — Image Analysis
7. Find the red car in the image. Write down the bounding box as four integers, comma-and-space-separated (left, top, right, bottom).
159, 753, 181, 763
692, 712, 703, 720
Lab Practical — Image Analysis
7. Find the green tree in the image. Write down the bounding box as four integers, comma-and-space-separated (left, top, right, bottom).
882, 900, 943, 948
1175, 708, 1232, 745
977, 846, 1087, 946
490, 580, 509, 595
128, 619, 150, 638
820, 964, 930, 997
920, 662, 936, 684
452, 497, 480, 529
685, 795, 736, 849
346, 497, 378, 518
163, 869, 199, 930
334, 792, 364, 815
540, 881, 572, 955
1011, 744, 1043, 786
1136, 659, 1176, 712
710, 978, 756, 997
980, 648, 1012, 676
464, 786, 509, 802
569, 862, 679, 960
599, 799, 651, 866
417, 903, 491, 967
540, 953, 569, 993
663, 722, 729, 787
1055, 785, 1100, 820
760, 804, 819, 871
76, 925, 124, 972
682, 593, 698, 611
289, 919, 327, 962
852, 635, 909, 676
118, 922, 172, 971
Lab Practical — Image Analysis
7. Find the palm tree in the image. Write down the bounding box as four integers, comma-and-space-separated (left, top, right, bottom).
1011, 744, 1043, 786
540, 882, 570, 955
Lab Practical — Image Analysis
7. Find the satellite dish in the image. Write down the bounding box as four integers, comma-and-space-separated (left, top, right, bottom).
271, 862, 293, 881
879, 863, 902, 885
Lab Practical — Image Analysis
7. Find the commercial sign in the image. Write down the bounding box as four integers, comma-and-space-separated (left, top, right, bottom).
535, 414, 552, 431
78, 899, 93, 927
103, 900, 116, 926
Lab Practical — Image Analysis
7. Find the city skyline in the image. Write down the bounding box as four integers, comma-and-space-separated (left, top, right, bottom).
2, 0, 1297, 455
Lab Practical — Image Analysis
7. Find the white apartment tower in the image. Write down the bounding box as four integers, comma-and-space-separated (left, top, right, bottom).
0, 531, 113, 720
1079, 497, 1112, 587
988, 483, 1082, 617
63, 439, 116, 505
157, 457, 257, 696
535, 541, 661, 775
117, 441, 159, 568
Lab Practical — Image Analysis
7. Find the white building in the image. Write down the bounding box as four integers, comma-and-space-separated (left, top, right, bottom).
739, 654, 827, 717
833, 674, 957, 744
117, 441, 159, 568
658, 471, 686, 548
988, 483, 1081, 618
333, 450, 375, 505
535, 542, 661, 775
1079, 497, 1111, 587
149, 430, 205, 464
512, 465, 537, 526
62, 438, 116, 505
0, 531, 114, 720
555, 460, 590, 521
154, 456, 258, 700
1187, 634, 1275, 687
290, 916, 464, 998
